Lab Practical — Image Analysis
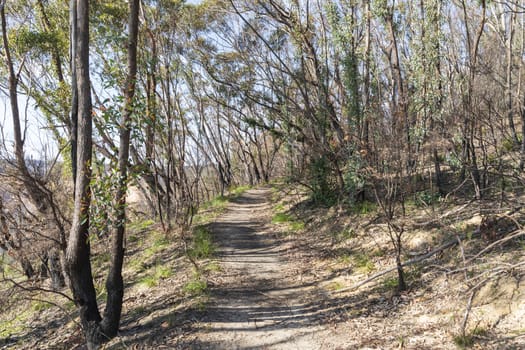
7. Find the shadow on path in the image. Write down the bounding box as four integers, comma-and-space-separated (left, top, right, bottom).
184, 188, 352, 349
109, 188, 371, 350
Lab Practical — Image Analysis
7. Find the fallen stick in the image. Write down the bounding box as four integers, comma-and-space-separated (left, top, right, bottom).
465, 229, 525, 265
334, 236, 461, 293
335, 208, 523, 294
411, 198, 476, 229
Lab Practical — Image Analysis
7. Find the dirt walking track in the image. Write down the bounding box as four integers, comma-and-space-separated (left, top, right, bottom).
188, 188, 349, 349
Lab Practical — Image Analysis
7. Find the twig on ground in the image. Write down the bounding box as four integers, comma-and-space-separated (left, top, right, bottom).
410, 198, 477, 229
334, 236, 459, 293
466, 230, 525, 265
456, 235, 468, 282
461, 289, 476, 337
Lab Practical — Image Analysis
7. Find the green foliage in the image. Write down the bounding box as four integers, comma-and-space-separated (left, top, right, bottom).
372, 248, 386, 257
94, 279, 107, 301
12, 26, 67, 57
445, 151, 462, 171
183, 273, 208, 296
272, 212, 293, 223
415, 190, 441, 206
138, 275, 158, 288
128, 257, 147, 274
31, 300, 52, 312
91, 251, 111, 271
272, 205, 304, 233
501, 136, 521, 153
372, 0, 390, 19
200, 195, 229, 212
309, 156, 338, 206
0, 254, 17, 279
155, 265, 173, 279
353, 253, 375, 273
325, 2, 361, 127
453, 334, 475, 348
337, 254, 351, 264
188, 226, 215, 259
343, 154, 366, 203
0, 309, 30, 338
332, 227, 356, 243
230, 185, 251, 197
327, 281, 345, 291
128, 305, 147, 318
127, 234, 140, 244
92, 0, 128, 48
204, 261, 221, 272
273, 203, 285, 212
138, 265, 173, 288
213, 195, 228, 206
129, 219, 156, 232
351, 200, 376, 215
193, 186, 249, 224
383, 276, 399, 290
289, 220, 305, 232
144, 234, 171, 257
89, 159, 122, 238
127, 232, 171, 272
470, 327, 488, 337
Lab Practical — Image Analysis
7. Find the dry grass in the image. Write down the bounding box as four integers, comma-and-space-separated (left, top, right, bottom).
270, 182, 525, 349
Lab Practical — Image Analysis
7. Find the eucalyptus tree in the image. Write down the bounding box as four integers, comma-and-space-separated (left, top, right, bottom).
454, 0, 486, 199
223, 0, 344, 202
65, 0, 140, 346
0, 0, 67, 289
402, 0, 445, 193
487, 1, 520, 145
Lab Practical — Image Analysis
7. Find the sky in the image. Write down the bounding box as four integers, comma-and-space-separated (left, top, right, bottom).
0, 94, 58, 161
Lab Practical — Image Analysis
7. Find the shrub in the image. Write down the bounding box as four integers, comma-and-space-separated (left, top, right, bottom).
183, 278, 207, 296
272, 212, 292, 223
188, 226, 215, 259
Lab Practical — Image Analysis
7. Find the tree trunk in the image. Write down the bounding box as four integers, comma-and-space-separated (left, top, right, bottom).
505, 11, 519, 144
362, 0, 371, 150
66, 0, 103, 348
21, 256, 35, 279
519, 93, 525, 171
39, 252, 49, 279
66, 0, 140, 346
384, 8, 411, 171
101, 0, 139, 336
49, 248, 65, 290
395, 232, 406, 292
433, 149, 444, 195
70, 0, 79, 186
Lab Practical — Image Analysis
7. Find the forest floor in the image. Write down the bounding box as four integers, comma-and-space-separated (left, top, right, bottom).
1, 186, 525, 349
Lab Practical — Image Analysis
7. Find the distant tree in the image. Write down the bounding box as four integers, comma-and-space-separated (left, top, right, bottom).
0, 0, 66, 289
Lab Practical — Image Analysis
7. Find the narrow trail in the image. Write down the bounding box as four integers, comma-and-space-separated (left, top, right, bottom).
189, 188, 349, 350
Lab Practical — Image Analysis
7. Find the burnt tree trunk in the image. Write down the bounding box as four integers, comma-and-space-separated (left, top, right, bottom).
66, 0, 102, 347
65, 0, 140, 347
101, 0, 139, 336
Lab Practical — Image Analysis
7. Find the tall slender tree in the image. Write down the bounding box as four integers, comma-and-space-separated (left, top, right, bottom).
65, 0, 140, 347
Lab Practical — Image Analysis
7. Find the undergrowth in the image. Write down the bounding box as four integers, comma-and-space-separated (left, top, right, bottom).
272, 210, 305, 234
183, 276, 208, 296
138, 265, 173, 288
188, 225, 215, 259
